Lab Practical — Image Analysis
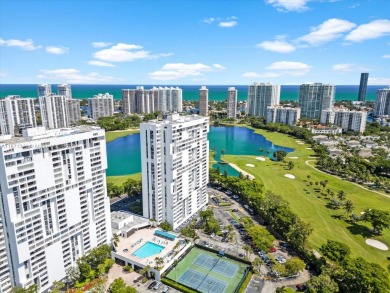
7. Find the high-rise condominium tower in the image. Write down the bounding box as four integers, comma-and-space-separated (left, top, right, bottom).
0, 96, 37, 136
374, 87, 390, 116
198, 86, 208, 116
39, 95, 69, 129
299, 83, 334, 119
140, 114, 209, 229
122, 86, 182, 115
227, 87, 237, 119
37, 84, 52, 98
88, 93, 114, 120
358, 73, 369, 102
0, 126, 111, 292
67, 99, 81, 125
246, 83, 280, 118
57, 84, 72, 98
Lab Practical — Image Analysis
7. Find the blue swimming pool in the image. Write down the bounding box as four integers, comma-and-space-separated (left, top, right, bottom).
132, 242, 165, 258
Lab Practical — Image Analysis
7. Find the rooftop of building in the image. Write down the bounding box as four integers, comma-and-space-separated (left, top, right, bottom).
111, 211, 150, 233
0, 126, 103, 145
143, 114, 208, 126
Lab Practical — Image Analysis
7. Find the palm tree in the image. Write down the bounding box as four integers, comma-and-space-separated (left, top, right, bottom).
338, 190, 346, 201
252, 257, 264, 274
326, 188, 331, 197
344, 200, 354, 218
243, 244, 252, 259
154, 257, 164, 269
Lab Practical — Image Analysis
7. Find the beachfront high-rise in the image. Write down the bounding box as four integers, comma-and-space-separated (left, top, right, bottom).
0, 96, 37, 136
321, 109, 367, 133
227, 87, 237, 119
198, 86, 208, 116
266, 106, 301, 126
39, 95, 69, 129
122, 86, 182, 115
374, 87, 390, 117
140, 114, 209, 229
358, 73, 369, 102
57, 84, 72, 98
67, 99, 81, 125
246, 83, 280, 118
0, 126, 111, 292
299, 83, 334, 119
88, 93, 114, 120
37, 84, 52, 97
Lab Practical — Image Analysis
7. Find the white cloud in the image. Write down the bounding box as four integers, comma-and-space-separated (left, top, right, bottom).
265, 0, 310, 12
148, 63, 225, 80
242, 72, 281, 78
0, 71, 7, 77
45, 46, 69, 55
256, 40, 296, 53
93, 43, 154, 62
345, 19, 390, 42
332, 63, 370, 73
266, 61, 311, 75
368, 77, 390, 85
37, 68, 116, 84
218, 21, 237, 28
383, 54, 390, 58
92, 42, 112, 48
297, 18, 356, 45
88, 60, 115, 67
0, 38, 41, 50
203, 17, 216, 24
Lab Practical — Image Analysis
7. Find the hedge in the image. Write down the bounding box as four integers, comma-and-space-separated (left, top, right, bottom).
237, 271, 253, 293
194, 243, 252, 265
161, 278, 198, 293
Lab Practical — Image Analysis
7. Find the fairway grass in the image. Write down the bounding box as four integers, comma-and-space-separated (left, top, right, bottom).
223, 127, 390, 269
166, 247, 248, 293
105, 129, 140, 143
106, 173, 141, 186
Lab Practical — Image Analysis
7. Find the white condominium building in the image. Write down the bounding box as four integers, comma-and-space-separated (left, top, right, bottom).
0, 126, 111, 292
374, 87, 390, 117
140, 114, 209, 229
122, 86, 182, 115
57, 84, 72, 98
0, 96, 37, 136
246, 83, 280, 118
37, 84, 52, 98
227, 87, 237, 119
266, 106, 301, 126
39, 95, 69, 129
299, 83, 334, 119
198, 86, 208, 116
321, 109, 367, 133
88, 93, 114, 120
67, 99, 81, 125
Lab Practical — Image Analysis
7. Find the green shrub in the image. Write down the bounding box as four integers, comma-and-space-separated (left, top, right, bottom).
238, 271, 253, 293
75, 279, 90, 288
161, 278, 198, 293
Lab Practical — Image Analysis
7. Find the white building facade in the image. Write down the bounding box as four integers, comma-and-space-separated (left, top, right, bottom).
0, 126, 111, 292
140, 115, 209, 229
374, 87, 390, 117
39, 95, 69, 129
37, 85, 52, 98
88, 93, 114, 120
321, 109, 367, 133
299, 83, 334, 119
67, 99, 81, 125
227, 87, 237, 119
246, 83, 280, 118
198, 86, 208, 117
57, 84, 72, 99
0, 96, 37, 136
266, 106, 301, 126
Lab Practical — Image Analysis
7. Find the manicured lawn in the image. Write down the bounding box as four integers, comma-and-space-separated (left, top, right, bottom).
223, 128, 390, 269
106, 173, 141, 186
166, 247, 248, 293
105, 129, 140, 143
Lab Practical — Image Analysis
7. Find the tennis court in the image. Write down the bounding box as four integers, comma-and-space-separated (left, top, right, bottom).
166, 247, 249, 293
179, 269, 227, 293
193, 254, 238, 278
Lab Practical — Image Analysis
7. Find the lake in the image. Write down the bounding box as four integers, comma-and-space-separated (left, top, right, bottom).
106, 126, 294, 176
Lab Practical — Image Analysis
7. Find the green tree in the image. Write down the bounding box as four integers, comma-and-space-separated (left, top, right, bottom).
243, 244, 252, 259
50, 281, 64, 293
287, 220, 313, 250
65, 266, 80, 286
287, 161, 295, 170
159, 221, 173, 231
337, 190, 346, 201
276, 287, 295, 293
343, 200, 354, 218
252, 257, 263, 274
122, 178, 141, 196
77, 261, 92, 281
284, 257, 305, 276
109, 278, 137, 293
320, 240, 351, 263
362, 208, 390, 234
154, 257, 164, 270
12, 285, 39, 293
273, 150, 287, 161
306, 273, 339, 293
204, 217, 220, 234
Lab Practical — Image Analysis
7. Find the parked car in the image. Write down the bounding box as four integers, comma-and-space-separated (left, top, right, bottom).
275, 255, 286, 264
148, 281, 157, 289
296, 284, 307, 292
153, 281, 162, 290
162, 286, 170, 293
232, 209, 238, 212
269, 247, 277, 252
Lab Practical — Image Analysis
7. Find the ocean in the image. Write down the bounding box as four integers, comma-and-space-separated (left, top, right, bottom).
0, 84, 385, 102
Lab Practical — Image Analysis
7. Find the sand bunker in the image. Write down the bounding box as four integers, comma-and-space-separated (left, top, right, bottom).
366, 239, 388, 251
284, 174, 295, 179
246, 164, 255, 167
255, 157, 266, 161
298, 142, 305, 145
289, 157, 298, 159
306, 147, 312, 150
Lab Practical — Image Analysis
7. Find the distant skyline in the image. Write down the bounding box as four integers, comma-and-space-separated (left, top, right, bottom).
0, 0, 389, 85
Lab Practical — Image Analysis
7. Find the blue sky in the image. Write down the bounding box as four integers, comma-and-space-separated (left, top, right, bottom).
0, 0, 389, 85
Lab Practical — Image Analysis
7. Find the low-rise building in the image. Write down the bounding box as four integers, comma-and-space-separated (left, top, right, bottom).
266, 106, 301, 126
361, 140, 378, 148
320, 109, 367, 133
309, 125, 342, 134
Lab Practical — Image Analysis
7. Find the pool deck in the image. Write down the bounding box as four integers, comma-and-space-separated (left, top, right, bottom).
112, 227, 191, 280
